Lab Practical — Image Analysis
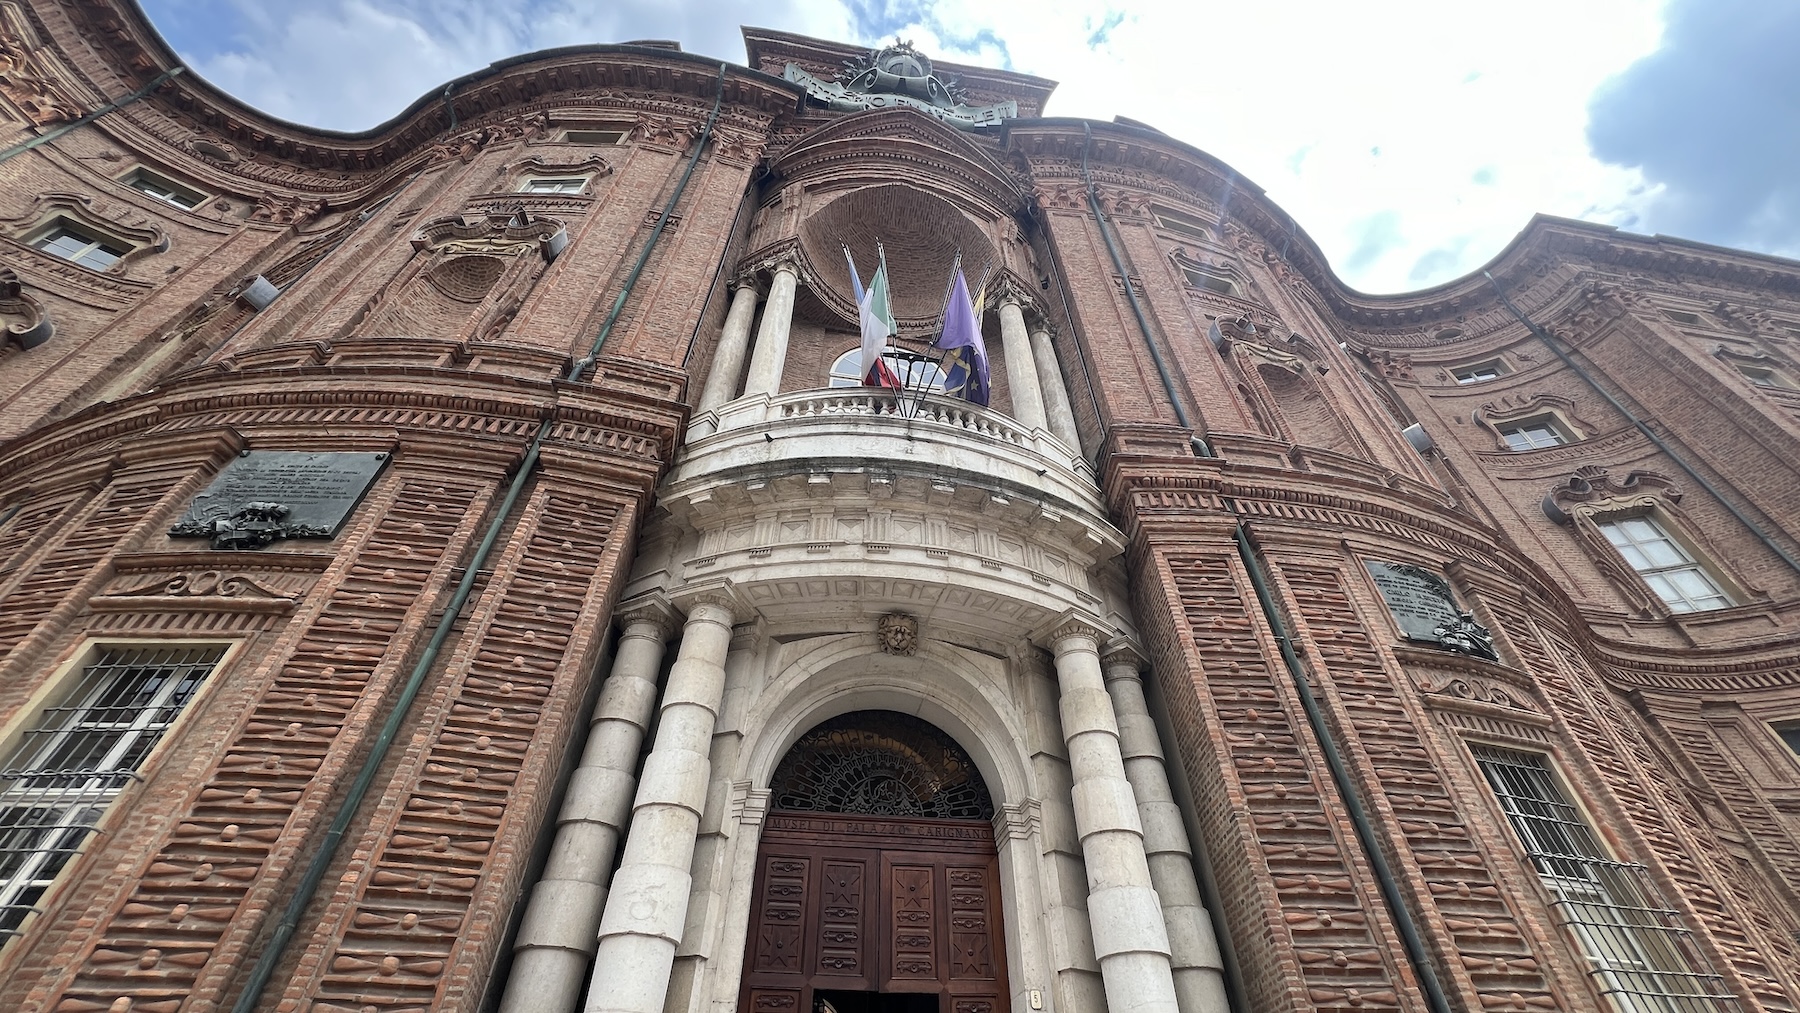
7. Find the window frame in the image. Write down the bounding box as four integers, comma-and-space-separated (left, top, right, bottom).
560, 128, 629, 145
0, 641, 231, 943
27, 219, 132, 272
1595, 513, 1734, 614
1471, 745, 1736, 1013
1498, 414, 1574, 451
122, 168, 206, 210
518, 176, 590, 195
1452, 359, 1508, 384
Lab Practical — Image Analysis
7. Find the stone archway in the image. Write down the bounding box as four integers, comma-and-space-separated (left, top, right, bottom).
740, 711, 1010, 1013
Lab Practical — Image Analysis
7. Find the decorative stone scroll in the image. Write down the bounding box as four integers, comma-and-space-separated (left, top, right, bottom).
1364, 560, 1498, 661
170, 451, 388, 550
784, 40, 1016, 129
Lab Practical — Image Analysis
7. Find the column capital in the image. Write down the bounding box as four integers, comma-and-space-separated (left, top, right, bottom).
748, 241, 803, 279
670, 579, 748, 624
614, 594, 679, 641
990, 271, 1042, 315
1100, 637, 1149, 678
1032, 608, 1112, 653
728, 271, 768, 298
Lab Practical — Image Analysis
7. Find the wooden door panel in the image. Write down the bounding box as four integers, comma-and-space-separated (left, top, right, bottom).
815, 857, 871, 980
886, 859, 940, 983
751, 854, 811, 975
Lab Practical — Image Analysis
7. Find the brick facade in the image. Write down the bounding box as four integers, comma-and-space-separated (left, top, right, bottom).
1, 7, 1798, 1013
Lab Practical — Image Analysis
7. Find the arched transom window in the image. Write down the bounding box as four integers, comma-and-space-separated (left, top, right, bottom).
827, 347, 947, 392
770, 710, 994, 820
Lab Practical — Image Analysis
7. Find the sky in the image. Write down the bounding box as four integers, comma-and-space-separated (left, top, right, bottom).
137, 0, 1800, 295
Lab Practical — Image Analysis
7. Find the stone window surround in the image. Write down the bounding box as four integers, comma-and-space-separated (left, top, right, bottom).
1543, 468, 1754, 619
3, 193, 170, 277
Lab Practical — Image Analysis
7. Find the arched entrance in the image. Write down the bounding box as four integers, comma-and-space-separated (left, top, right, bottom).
740, 711, 1010, 1013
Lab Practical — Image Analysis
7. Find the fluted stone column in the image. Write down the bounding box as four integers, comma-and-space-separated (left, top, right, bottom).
741, 259, 800, 398
1046, 615, 1179, 1013
1030, 324, 1082, 452
999, 295, 1049, 432
687, 278, 762, 442
1104, 643, 1230, 1013
501, 599, 675, 1013
586, 587, 740, 1013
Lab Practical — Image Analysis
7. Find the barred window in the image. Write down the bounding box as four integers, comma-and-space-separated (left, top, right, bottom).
1474, 747, 1736, 1013
0, 645, 223, 939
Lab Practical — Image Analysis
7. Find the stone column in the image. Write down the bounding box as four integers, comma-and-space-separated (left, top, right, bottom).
501, 598, 675, 1013
1104, 643, 1230, 1013
999, 295, 1049, 432
1030, 324, 1082, 452
687, 278, 762, 442
586, 586, 740, 1013
1044, 614, 1179, 1013
740, 259, 800, 399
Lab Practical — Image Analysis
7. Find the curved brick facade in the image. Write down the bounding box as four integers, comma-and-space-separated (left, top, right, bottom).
0, 6, 1798, 1013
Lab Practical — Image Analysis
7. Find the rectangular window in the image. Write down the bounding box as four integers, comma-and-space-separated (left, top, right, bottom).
1149, 205, 1213, 241
1665, 309, 1703, 326
1474, 747, 1736, 1013
1734, 364, 1792, 389
125, 170, 204, 209
561, 128, 628, 144
0, 645, 223, 939
1178, 265, 1239, 297
1777, 725, 1800, 758
520, 177, 588, 194
1454, 360, 1507, 384
1598, 516, 1732, 613
1499, 417, 1570, 451
30, 222, 129, 271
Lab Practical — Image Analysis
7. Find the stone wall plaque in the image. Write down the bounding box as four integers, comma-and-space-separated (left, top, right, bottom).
1365, 560, 1498, 660
171, 451, 388, 550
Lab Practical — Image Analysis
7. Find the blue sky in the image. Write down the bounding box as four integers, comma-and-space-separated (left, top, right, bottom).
139, 0, 1800, 294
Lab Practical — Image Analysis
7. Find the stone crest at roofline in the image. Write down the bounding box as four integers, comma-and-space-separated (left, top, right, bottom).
783, 38, 1018, 129
744, 26, 1057, 118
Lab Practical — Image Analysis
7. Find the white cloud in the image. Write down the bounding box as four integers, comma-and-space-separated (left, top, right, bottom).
144, 0, 1671, 292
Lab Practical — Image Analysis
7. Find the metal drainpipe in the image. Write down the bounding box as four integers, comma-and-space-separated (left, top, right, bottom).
225, 62, 731, 1013
0, 65, 185, 164
1080, 121, 1455, 1013
1483, 270, 1800, 573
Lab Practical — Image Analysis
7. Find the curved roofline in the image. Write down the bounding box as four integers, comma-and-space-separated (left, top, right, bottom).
112, 0, 800, 140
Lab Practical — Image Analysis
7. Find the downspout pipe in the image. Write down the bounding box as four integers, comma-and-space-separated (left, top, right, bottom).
1483, 270, 1800, 573
1080, 120, 1454, 1013
0, 65, 185, 165
226, 62, 732, 1013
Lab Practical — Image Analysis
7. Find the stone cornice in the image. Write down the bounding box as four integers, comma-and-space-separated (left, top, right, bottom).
52, 0, 801, 181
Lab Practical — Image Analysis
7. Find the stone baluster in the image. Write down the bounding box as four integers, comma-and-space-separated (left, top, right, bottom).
1104, 642, 1231, 1013
500, 598, 675, 1013
585, 586, 741, 1013
1030, 323, 1082, 452
740, 258, 800, 399
687, 278, 763, 442
999, 293, 1049, 432
1044, 614, 1180, 1013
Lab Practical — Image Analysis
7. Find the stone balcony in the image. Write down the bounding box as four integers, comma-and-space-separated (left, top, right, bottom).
635, 389, 1127, 648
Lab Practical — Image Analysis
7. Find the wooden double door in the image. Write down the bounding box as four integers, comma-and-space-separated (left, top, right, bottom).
740, 811, 1009, 1013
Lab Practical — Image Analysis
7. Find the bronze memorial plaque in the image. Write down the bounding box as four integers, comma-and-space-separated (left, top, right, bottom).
171, 450, 388, 550
1364, 560, 1498, 660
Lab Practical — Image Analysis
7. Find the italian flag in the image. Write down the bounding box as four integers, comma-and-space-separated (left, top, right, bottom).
859, 262, 904, 389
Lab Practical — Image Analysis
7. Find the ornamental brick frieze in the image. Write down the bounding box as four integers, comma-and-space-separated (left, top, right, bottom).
286, 483, 632, 1011
1492, 609, 1800, 1005
0, 0, 85, 126
769, 107, 1027, 217
27, 474, 493, 1012
1276, 563, 1563, 1009
1156, 553, 1412, 1012
88, 550, 333, 614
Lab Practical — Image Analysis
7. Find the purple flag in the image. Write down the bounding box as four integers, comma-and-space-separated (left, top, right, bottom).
933, 267, 990, 406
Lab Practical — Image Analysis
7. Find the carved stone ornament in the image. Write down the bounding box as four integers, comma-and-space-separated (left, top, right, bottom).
411, 212, 566, 258
0, 266, 52, 348
784, 39, 1017, 129
1542, 466, 1681, 524
878, 612, 918, 656
0, 3, 84, 126
1431, 611, 1498, 660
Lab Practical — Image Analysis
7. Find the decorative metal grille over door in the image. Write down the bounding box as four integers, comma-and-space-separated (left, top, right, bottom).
743, 711, 1008, 1013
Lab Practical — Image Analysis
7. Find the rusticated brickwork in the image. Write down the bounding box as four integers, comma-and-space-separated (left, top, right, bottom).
1272, 562, 1556, 1010
1160, 552, 1411, 1013
289, 484, 629, 1011
23, 474, 489, 1013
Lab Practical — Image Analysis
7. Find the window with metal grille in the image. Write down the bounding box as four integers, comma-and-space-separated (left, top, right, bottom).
1473, 746, 1737, 1013
1597, 516, 1732, 613
0, 645, 223, 939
